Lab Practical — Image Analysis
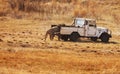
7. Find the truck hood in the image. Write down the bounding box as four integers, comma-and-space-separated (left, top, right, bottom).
97, 26, 109, 33
97, 27, 107, 30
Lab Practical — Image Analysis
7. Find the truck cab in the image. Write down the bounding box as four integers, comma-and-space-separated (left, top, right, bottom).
74, 18, 97, 37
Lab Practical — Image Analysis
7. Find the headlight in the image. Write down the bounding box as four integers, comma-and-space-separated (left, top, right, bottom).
108, 30, 112, 35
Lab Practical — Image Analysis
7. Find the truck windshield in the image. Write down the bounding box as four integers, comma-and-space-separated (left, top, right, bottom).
76, 20, 85, 27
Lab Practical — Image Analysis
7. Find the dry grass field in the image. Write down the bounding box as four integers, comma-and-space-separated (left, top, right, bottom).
0, 0, 120, 74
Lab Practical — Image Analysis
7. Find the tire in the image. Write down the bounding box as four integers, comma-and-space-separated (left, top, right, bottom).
100, 33, 110, 43
91, 37, 97, 41
70, 32, 79, 42
61, 35, 69, 41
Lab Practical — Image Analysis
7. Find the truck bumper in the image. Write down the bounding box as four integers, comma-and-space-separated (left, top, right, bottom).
108, 30, 112, 38
109, 34, 112, 38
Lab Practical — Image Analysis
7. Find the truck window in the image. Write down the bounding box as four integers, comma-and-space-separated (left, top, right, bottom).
89, 24, 96, 27
76, 20, 85, 27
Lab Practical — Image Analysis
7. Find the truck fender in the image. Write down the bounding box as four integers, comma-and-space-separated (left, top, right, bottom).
98, 32, 104, 38
98, 32, 109, 38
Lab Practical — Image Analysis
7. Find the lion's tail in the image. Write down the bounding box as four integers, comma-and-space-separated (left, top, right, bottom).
45, 31, 49, 41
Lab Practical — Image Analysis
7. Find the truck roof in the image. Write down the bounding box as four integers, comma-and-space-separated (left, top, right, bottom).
75, 18, 96, 21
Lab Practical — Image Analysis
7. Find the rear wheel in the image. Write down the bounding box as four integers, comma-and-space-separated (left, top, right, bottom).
100, 33, 110, 43
91, 37, 97, 41
70, 33, 79, 42
61, 35, 69, 41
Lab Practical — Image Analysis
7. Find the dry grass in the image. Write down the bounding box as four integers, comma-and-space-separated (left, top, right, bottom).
0, 17, 120, 74
0, 49, 120, 74
0, 0, 120, 74
0, 48, 120, 74
112, 13, 120, 25
0, 0, 119, 21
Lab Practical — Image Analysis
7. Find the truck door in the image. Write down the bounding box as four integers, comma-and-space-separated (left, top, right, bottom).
75, 19, 85, 36
87, 24, 96, 36
78, 27, 85, 36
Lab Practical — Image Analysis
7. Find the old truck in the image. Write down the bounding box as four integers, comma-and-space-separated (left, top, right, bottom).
53, 18, 112, 42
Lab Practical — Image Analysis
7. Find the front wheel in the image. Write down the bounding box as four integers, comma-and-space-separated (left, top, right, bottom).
100, 33, 110, 43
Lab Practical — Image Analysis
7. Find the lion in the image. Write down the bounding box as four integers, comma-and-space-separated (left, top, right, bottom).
45, 26, 61, 41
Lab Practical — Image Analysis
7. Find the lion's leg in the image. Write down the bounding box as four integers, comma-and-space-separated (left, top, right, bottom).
45, 33, 48, 41
50, 34, 53, 40
58, 34, 61, 41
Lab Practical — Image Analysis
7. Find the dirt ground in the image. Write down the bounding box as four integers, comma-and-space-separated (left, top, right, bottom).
0, 17, 120, 74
